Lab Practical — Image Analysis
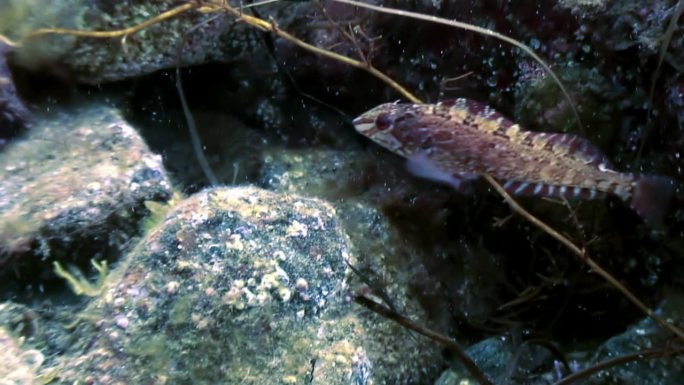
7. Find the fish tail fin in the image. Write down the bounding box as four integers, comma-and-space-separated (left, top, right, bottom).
631, 175, 675, 226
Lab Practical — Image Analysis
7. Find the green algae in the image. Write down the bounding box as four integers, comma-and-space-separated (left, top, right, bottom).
142, 191, 184, 233
53, 259, 108, 297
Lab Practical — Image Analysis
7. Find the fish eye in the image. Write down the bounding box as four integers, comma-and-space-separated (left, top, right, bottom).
375, 113, 394, 131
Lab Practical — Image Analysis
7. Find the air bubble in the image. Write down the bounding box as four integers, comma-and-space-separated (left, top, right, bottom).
530, 38, 540, 50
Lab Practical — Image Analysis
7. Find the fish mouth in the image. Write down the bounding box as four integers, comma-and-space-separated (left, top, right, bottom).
352, 114, 376, 133
352, 115, 373, 125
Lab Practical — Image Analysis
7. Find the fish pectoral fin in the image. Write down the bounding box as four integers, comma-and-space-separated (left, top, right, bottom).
405, 152, 477, 191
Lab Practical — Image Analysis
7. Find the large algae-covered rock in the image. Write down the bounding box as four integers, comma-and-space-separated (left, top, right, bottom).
0, 104, 172, 273
56, 186, 442, 384
0, 0, 290, 83
0, 323, 45, 385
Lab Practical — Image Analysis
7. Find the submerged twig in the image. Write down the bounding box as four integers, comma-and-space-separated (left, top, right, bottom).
21, 2, 198, 43
553, 346, 684, 385
356, 294, 494, 385
483, 174, 684, 341
215, 3, 421, 103
175, 13, 223, 186
0, 34, 19, 48
440, 71, 475, 92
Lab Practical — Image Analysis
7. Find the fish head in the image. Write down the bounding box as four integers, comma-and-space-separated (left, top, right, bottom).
353, 102, 417, 156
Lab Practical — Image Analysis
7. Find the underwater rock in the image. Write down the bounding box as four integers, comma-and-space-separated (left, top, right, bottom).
5, 0, 290, 84
0, 38, 30, 144
259, 148, 371, 199
436, 294, 684, 385
557, 0, 608, 14
582, 295, 684, 385
259, 147, 507, 326
590, 0, 679, 53
0, 104, 172, 275
435, 336, 563, 385
0, 322, 44, 385
55, 186, 442, 384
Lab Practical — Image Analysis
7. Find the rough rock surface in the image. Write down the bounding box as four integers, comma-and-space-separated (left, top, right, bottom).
0, 321, 44, 385
583, 295, 684, 385
55, 186, 442, 384
1, 0, 287, 83
0, 104, 172, 273
0, 39, 30, 144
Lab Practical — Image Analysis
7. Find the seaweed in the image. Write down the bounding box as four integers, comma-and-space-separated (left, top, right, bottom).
53, 259, 108, 297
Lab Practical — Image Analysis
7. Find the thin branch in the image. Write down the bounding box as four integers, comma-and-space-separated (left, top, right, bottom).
0, 34, 19, 48
217, 3, 421, 103
440, 71, 474, 91
356, 294, 494, 385
553, 346, 684, 385
21, 2, 198, 43
483, 174, 684, 341
174, 14, 224, 186
242, 0, 282, 9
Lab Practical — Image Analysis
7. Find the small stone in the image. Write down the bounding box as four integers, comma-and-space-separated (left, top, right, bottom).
286, 220, 308, 237
295, 278, 309, 291
273, 250, 286, 260
115, 316, 129, 329
166, 281, 180, 294
278, 287, 292, 302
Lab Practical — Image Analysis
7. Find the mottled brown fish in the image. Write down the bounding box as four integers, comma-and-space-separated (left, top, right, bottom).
353, 98, 674, 225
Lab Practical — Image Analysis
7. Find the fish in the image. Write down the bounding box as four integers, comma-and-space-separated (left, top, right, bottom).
353, 98, 675, 226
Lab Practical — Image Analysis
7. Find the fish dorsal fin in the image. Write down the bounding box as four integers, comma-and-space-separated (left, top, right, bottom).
437, 98, 504, 120
531, 132, 613, 168
437, 98, 519, 134
437, 98, 510, 125
436, 98, 613, 168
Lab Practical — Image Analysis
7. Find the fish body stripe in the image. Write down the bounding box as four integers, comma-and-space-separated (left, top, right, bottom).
533, 183, 543, 195
501, 181, 605, 201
